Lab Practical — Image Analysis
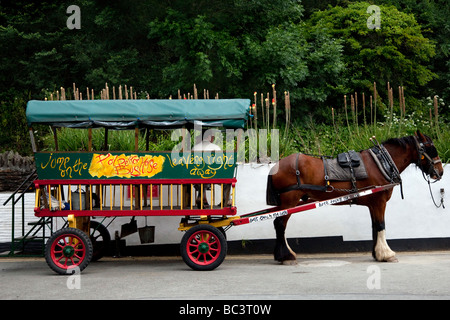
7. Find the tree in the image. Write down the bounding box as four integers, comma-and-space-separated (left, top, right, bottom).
147, 0, 345, 118
307, 2, 436, 97
376, 0, 450, 113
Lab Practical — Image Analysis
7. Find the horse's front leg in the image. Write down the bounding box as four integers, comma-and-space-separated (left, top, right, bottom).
273, 214, 298, 265
369, 204, 398, 262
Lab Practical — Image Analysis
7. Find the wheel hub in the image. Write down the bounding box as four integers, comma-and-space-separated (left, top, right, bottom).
198, 242, 209, 253
63, 246, 75, 257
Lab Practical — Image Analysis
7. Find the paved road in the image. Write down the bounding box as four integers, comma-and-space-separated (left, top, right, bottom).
1, 251, 450, 300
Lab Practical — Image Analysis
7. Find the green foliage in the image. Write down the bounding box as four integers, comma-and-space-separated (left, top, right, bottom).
280, 108, 450, 162
147, 0, 345, 115
307, 2, 437, 96
0, 90, 30, 153
148, 10, 243, 95
376, 0, 450, 112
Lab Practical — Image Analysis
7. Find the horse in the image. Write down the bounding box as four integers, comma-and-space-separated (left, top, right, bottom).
266, 131, 444, 264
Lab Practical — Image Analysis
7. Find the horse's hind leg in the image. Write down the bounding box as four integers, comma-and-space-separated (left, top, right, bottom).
274, 214, 298, 265
369, 204, 398, 262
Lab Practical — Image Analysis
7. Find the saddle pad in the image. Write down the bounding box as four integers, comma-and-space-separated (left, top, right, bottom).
324, 156, 368, 181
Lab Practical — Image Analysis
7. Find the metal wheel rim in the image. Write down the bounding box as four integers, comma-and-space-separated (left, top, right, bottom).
186, 230, 222, 266
50, 233, 87, 270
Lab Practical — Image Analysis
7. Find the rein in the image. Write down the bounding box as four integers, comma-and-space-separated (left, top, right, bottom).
425, 174, 446, 209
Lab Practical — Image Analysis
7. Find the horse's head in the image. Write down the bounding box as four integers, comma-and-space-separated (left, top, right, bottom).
414, 130, 444, 180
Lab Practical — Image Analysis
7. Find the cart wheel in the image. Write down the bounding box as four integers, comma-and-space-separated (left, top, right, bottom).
181, 224, 227, 271
45, 228, 93, 275
90, 221, 110, 262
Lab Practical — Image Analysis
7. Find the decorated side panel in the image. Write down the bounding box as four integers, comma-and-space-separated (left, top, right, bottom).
34, 151, 236, 180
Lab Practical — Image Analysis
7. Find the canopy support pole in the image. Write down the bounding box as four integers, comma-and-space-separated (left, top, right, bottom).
52, 127, 59, 151
29, 127, 37, 153
88, 128, 92, 151
104, 128, 109, 151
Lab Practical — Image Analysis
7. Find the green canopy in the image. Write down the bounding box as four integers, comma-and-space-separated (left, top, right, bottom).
26, 99, 250, 129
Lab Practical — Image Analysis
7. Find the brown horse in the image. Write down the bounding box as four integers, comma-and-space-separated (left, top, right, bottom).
267, 131, 444, 264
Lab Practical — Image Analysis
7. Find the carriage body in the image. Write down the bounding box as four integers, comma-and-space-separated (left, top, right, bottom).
26, 99, 249, 273
33, 151, 238, 218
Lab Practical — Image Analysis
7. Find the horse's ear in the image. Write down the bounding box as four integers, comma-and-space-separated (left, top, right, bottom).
415, 130, 425, 141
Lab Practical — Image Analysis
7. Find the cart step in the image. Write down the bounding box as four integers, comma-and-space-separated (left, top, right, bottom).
14, 236, 37, 241
28, 220, 50, 226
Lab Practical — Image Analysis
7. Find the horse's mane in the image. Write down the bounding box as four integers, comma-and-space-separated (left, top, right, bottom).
382, 135, 416, 149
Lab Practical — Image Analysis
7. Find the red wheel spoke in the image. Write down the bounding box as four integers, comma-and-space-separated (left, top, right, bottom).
68, 237, 76, 246
50, 233, 87, 269
188, 243, 199, 249
185, 229, 222, 266
189, 248, 199, 254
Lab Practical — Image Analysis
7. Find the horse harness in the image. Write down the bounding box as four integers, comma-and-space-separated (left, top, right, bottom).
278, 135, 442, 197
277, 153, 332, 194
413, 136, 442, 180
368, 145, 402, 184
273, 135, 443, 209
278, 151, 370, 195
278, 146, 404, 196
368, 143, 403, 199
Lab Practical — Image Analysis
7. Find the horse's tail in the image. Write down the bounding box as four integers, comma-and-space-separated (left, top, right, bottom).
266, 173, 281, 206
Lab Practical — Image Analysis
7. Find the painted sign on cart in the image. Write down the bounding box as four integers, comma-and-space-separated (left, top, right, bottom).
88, 153, 165, 178
34, 151, 236, 180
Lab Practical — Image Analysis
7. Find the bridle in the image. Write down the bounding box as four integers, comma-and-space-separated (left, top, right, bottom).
413, 135, 442, 181
413, 135, 445, 209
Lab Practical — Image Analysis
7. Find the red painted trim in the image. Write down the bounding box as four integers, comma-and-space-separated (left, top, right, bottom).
231, 218, 249, 226
35, 206, 237, 217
